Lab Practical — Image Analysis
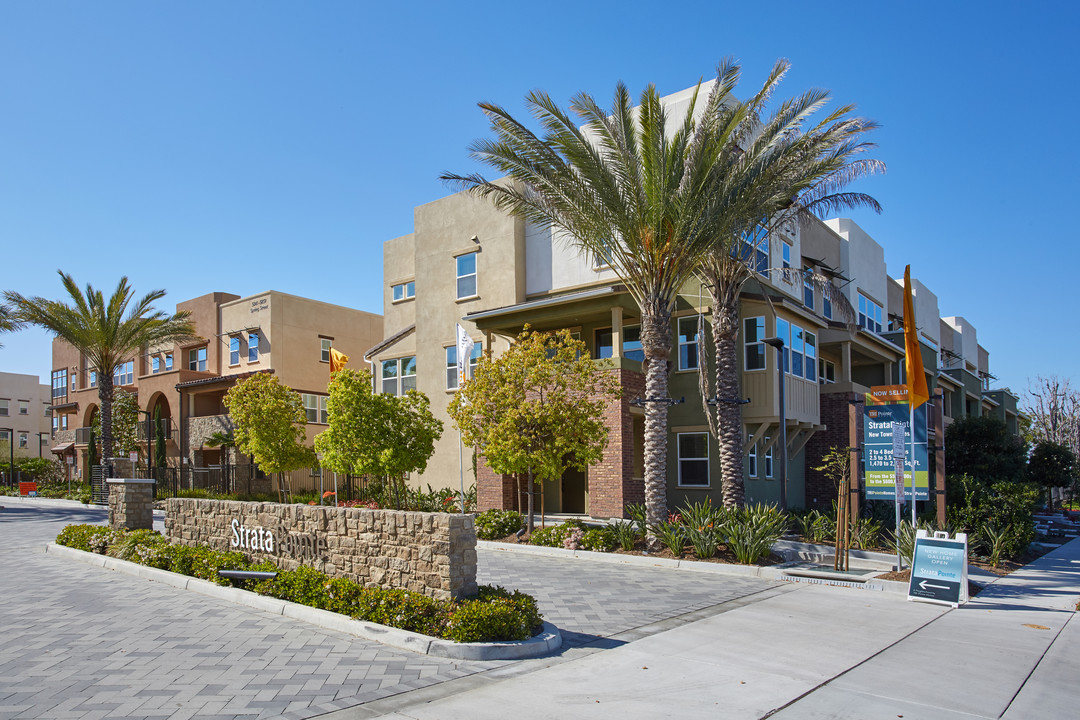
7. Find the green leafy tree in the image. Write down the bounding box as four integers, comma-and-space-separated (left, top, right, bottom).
1027, 441, 1077, 510
315, 368, 443, 508
92, 388, 140, 459
443, 66, 735, 538
447, 328, 621, 532
944, 415, 1027, 486
694, 59, 882, 507
223, 373, 316, 497
4, 272, 195, 464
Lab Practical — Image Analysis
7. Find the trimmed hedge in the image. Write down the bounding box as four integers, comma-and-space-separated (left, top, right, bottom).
55, 524, 543, 642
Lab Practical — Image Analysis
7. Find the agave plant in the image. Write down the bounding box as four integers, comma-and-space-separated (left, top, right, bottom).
649, 520, 686, 557
609, 520, 640, 551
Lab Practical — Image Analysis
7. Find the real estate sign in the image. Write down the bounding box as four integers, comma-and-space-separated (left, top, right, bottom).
864, 385, 928, 501
908, 529, 969, 606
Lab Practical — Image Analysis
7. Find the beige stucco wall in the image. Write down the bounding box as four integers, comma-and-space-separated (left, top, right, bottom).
0, 371, 53, 457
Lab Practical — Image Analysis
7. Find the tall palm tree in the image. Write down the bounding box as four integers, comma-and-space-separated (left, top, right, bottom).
695, 59, 884, 507
442, 62, 747, 537
0, 304, 19, 346
4, 272, 196, 469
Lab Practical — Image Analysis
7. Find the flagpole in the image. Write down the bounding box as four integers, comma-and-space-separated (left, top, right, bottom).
458, 428, 466, 514
910, 402, 917, 528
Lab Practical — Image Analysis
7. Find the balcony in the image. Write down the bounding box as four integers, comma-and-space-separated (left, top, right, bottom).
137, 417, 173, 441
75, 427, 94, 445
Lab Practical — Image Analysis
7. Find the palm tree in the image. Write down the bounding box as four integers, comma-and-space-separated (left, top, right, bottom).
0, 304, 19, 346
442, 62, 747, 538
4, 272, 196, 469
695, 59, 884, 507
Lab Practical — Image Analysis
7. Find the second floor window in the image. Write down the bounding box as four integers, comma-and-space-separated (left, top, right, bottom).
0, 399, 7, 416
19, 400, 28, 415
114, 361, 133, 386
446, 343, 481, 390
782, 242, 792, 270
302, 393, 329, 424
51, 369, 67, 399
819, 358, 836, 384
151, 356, 160, 374
230, 336, 241, 365
392, 281, 415, 302
739, 229, 768, 277
89, 370, 97, 387
858, 292, 883, 334
744, 317, 766, 371
803, 268, 815, 309
188, 347, 207, 372
320, 338, 332, 363
248, 331, 260, 362
165, 353, 173, 371
775, 319, 816, 381
456, 252, 477, 299
678, 317, 700, 370
381, 356, 416, 396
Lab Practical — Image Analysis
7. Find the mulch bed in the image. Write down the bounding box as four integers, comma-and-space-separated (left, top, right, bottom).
488, 534, 785, 566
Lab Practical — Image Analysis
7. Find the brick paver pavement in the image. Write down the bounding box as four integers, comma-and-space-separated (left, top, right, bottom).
0, 500, 781, 719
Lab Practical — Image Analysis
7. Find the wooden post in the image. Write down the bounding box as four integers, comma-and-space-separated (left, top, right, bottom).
934, 388, 947, 527
848, 397, 860, 523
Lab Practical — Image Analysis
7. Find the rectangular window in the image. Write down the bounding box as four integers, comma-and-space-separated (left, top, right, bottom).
782, 241, 792, 270
381, 359, 399, 395
747, 434, 758, 478
764, 438, 774, 478
456, 252, 477, 299
775, 318, 790, 374
320, 338, 332, 363
803, 268, 814, 309
302, 394, 329, 424
248, 331, 260, 362
381, 356, 417, 396
744, 317, 766, 371
52, 415, 58, 432
804, 331, 816, 382
790, 325, 804, 378
18, 432, 28, 449
678, 317, 700, 371
151, 356, 160, 374
0, 399, 7, 416
594, 329, 614, 359
392, 281, 415, 302
61, 415, 68, 430
401, 356, 416, 393
114, 361, 134, 386
823, 295, 833, 320
623, 325, 643, 362
44, 404, 51, 417
677, 432, 710, 487
740, 229, 768, 277
446, 343, 481, 390
858, 292, 883, 334
18, 400, 29, 415
819, 358, 836, 384
89, 370, 97, 387
51, 369, 67, 400
188, 347, 207, 372
229, 336, 240, 365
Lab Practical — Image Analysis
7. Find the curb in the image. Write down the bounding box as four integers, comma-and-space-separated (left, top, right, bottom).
45, 543, 561, 661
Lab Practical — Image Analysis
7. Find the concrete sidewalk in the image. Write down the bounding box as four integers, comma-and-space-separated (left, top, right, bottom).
336, 539, 1080, 719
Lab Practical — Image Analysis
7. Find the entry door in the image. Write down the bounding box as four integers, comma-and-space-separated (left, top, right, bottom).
561, 468, 587, 514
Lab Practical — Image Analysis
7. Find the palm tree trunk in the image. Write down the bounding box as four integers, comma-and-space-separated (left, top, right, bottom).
98, 374, 115, 475
640, 305, 673, 546
713, 297, 745, 507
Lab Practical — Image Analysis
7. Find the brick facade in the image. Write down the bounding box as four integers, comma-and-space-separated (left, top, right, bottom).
803, 390, 863, 510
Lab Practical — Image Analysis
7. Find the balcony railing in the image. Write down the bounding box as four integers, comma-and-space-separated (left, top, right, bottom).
75, 427, 93, 445
137, 418, 173, 441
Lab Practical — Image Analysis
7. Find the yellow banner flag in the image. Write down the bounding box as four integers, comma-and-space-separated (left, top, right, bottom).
903, 265, 929, 410
330, 348, 349, 375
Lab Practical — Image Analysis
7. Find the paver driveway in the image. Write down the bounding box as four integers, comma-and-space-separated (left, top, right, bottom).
0, 500, 781, 719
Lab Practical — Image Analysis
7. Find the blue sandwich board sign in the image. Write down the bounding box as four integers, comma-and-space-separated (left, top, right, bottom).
908, 530, 969, 607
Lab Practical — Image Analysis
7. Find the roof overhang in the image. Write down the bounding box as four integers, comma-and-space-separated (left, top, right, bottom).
51, 442, 74, 454
465, 285, 637, 333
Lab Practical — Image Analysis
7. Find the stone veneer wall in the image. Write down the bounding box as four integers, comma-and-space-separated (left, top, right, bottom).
164, 499, 478, 600
107, 479, 155, 530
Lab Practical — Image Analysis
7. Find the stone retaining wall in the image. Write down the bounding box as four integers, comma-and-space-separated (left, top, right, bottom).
164, 499, 478, 600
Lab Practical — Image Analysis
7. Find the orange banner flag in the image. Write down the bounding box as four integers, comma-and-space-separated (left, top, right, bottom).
329, 348, 349, 375
903, 265, 930, 410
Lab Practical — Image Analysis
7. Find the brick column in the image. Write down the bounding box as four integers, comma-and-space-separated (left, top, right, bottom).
107, 478, 155, 530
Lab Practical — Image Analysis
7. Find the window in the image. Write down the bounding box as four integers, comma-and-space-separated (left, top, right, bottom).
320, 338, 332, 363
791, 325, 804, 378
89, 370, 97, 387
823, 294, 832, 320
381, 356, 417, 396
775, 318, 790, 374
115, 361, 134, 386
0, 399, 7, 416
774, 319, 815, 380
804, 331, 816, 382
229, 336, 240, 365
18, 400, 28, 415
592, 239, 613, 269
51, 369, 67, 400
744, 317, 766, 371
740, 228, 768, 277
456, 252, 477, 299
43, 404, 51, 417
858, 292, 883, 334
678, 317, 700, 370
623, 325, 643, 362
677, 433, 709, 487
164, 353, 173, 371
248, 331, 260, 362
18, 432, 28, 449
819, 358, 836, 384
446, 343, 481, 390
70, 375, 76, 391
764, 438, 774, 478
61, 415, 68, 430
188, 347, 207, 371
594, 329, 614, 359
803, 268, 815, 308
52, 415, 58, 432
302, 394, 329, 424
747, 434, 758, 478
392, 281, 415, 302
151, 356, 160, 374
782, 242, 792, 270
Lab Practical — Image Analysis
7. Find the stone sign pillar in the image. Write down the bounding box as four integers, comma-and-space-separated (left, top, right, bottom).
107, 478, 155, 530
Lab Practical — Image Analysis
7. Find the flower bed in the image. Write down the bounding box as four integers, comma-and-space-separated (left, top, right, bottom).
56, 524, 541, 643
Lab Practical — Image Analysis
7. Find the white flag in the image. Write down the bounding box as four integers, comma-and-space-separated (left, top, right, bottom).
456, 324, 474, 383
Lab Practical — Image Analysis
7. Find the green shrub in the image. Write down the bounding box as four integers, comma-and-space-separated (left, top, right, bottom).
609, 520, 639, 551
850, 517, 883, 550
253, 564, 332, 607
169, 545, 251, 585
55, 524, 111, 552
474, 509, 525, 540
444, 586, 541, 642
528, 520, 582, 547
724, 504, 786, 564
624, 503, 647, 536
683, 521, 722, 559
947, 475, 1038, 559
649, 520, 685, 556
580, 527, 615, 553
106, 529, 168, 563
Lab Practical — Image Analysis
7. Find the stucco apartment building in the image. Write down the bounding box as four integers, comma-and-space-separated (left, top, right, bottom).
368, 90, 1019, 519
50, 290, 382, 482
0, 371, 52, 461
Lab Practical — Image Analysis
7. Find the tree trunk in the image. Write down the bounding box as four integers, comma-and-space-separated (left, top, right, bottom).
98, 374, 115, 476
712, 297, 745, 508
526, 467, 535, 534
640, 305, 673, 548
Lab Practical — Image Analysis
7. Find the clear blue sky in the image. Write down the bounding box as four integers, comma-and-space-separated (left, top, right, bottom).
2, 1, 1076, 399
